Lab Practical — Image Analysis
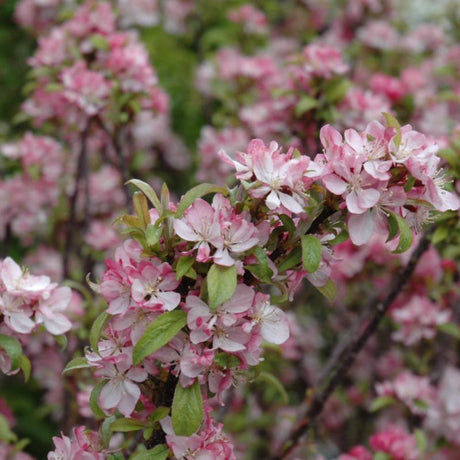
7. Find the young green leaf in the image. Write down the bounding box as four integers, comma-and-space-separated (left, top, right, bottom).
90, 312, 110, 354
387, 212, 413, 253
130, 444, 170, 460
90, 381, 107, 419
438, 322, 460, 340
0, 334, 22, 370
295, 96, 318, 116
133, 310, 187, 366
133, 192, 151, 229
145, 224, 163, 248
20, 355, 31, 382
62, 357, 91, 374
175, 256, 195, 280
369, 395, 396, 412
110, 418, 147, 432
301, 235, 322, 273
278, 247, 302, 272
171, 380, 203, 436
256, 371, 289, 404
126, 179, 162, 214
315, 278, 337, 301
0, 414, 17, 443
175, 183, 228, 217
207, 264, 237, 312
382, 112, 402, 147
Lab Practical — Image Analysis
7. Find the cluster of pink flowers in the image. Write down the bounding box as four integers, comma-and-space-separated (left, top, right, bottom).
390, 295, 451, 345
0, 257, 72, 337
48, 426, 106, 459
227, 4, 268, 35
337, 427, 419, 460
0, 133, 65, 240
24, 0, 167, 133
15, 0, 197, 35
161, 408, 235, 459
375, 371, 436, 415
318, 120, 459, 244
0, 257, 72, 371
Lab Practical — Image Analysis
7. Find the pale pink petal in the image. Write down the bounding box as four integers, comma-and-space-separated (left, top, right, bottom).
348, 212, 374, 245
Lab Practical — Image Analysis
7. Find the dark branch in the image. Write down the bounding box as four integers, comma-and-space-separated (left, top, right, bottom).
63, 121, 91, 279
271, 224, 436, 460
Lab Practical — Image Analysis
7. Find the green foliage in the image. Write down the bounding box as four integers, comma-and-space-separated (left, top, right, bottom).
207, 264, 237, 312
171, 380, 203, 436
133, 310, 188, 365
301, 235, 322, 273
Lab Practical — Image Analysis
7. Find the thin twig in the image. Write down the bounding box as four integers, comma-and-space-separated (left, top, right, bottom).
94, 118, 131, 209
63, 121, 91, 279
270, 224, 436, 460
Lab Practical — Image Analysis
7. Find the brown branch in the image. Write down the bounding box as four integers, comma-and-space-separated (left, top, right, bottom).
63, 121, 91, 279
94, 117, 131, 210
270, 224, 436, 460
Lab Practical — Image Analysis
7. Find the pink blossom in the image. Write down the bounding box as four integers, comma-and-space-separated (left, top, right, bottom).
391, 295, 451, 345
369, 427, 419, 460
48, 426, 105, 459
60, 61, 112, 116
375, 371, 436, 415
130, 261, 181, 311
36, 286, 73, 335
98, 359, 147, 416
174, 199, 223, 263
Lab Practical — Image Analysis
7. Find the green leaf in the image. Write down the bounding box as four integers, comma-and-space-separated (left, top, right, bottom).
382, 112, 402, 147
386, 212, 399, 242
432, 225, 449, 245
301, 235, 322, 273
214, 352, 242, 370
315, 278, 337, 301
0, 414, 16, 443
101, 415, 116, 446
328, 228, 349, 246
387, 212, 413, 254
146, 224, 162, 248
175, 183, 228, 217
414, 429, 428, 453
256, 371, 289, 404
90, 34, 110, 51
148, 406, 170, 424
54, 334, 68, 350
207, 264, 237, 312
45, 83, 64, 93
171, 380, 203, 436
126, 179, 162, 214
278, 247, 302, 272
246, 247, 273, 283
130, 444, 170, 460
373, 453, 391, 460
90, 381, 106, 419
19, 355, 31, 382
369, 395, 396, 412
133, 192, 151, 229
62, 357, 91, 374
108, 454, 126, 460
438, 322, 460, 340
133, 310, 187, 366
0, 334, 22, 370
110, 418, 147, 432
324, 78, 351, 103
295, 96, 318, 116
90, 312, 110, 354
279, 214, 296, 235
175, 256, 195, 280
